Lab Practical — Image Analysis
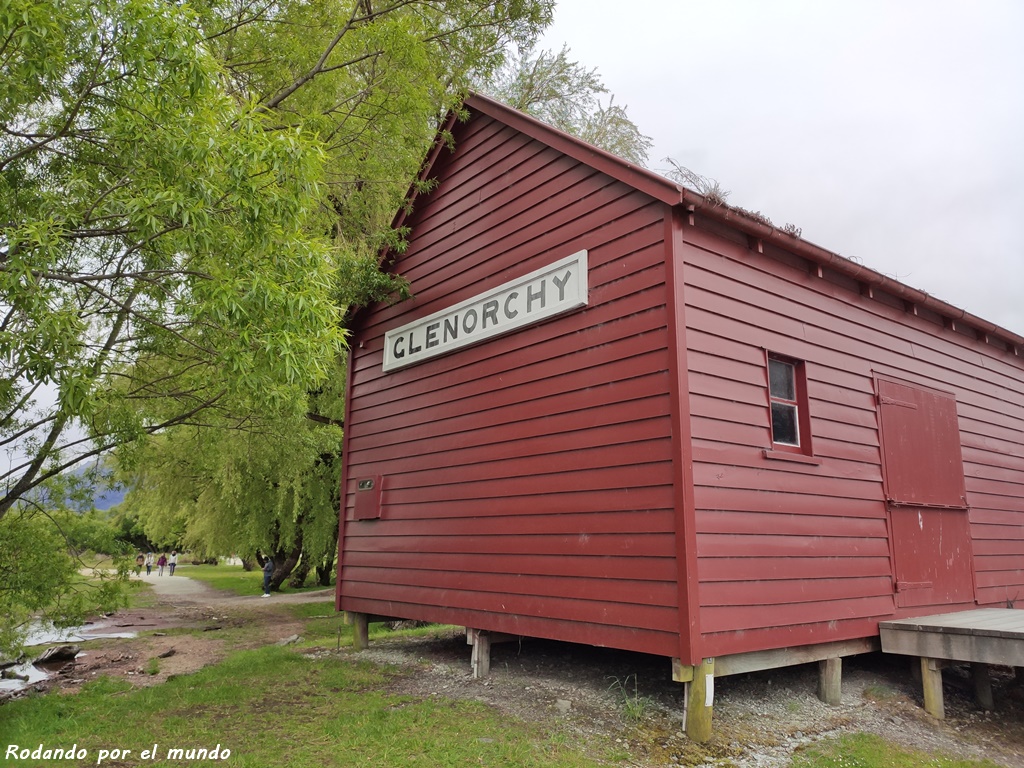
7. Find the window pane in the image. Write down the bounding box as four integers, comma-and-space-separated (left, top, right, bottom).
768, 358, 795, 401
771, 402, 799, 446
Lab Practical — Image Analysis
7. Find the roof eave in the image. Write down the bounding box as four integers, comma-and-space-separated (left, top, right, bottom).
384, 92, 1024, 354
465, 92, 687, 207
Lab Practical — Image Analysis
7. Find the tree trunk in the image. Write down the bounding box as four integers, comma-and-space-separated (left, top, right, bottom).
269, 534, 303, 591
314, 517, 339, 587
288, 558, 310, 589
315, 546, 335, 587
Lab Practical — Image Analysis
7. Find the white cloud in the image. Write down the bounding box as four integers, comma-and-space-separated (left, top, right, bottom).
540, 0, 1024, 333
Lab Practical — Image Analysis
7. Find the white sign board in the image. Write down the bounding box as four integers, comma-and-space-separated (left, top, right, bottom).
382, 250, 588, 372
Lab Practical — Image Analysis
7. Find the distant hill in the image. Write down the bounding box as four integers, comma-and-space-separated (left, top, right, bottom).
93, 485, 126, 510
61, 464, 127, 511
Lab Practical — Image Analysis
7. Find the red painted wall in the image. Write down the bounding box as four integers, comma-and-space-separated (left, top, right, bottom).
339, 99, 1024, 665
338, 111, 685, 657
682, 222, 1024, 656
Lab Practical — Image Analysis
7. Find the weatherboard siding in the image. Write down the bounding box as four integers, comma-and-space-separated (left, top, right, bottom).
339, 112, 682, 656
338, 97, 1024, 668
683, 225, 1024, 656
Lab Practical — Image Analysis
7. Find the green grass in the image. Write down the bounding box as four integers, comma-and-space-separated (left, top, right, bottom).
365, 622, 456, 642
791, 733, 1002, 768
3, 646, 606, 768
283, 603, 463, 649
285, 601, 338, 620
283, 602, 346, 647
76, 551, 112, 569
126, 579, 160, 609
177, 563, 331, 597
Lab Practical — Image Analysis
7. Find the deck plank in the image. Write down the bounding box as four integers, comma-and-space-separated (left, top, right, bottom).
879, 608, 1024, 666
879, 608, 1024, 720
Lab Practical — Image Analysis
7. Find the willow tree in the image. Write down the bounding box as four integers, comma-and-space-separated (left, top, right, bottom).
1, 0, 553, 515
1, 0, 554, 642
124, 382, 345, 590
114, 11, 655, 586
482, 44, 653, 165
2, 0, 343, 516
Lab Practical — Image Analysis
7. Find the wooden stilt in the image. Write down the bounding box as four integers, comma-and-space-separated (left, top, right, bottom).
471, 631, 491, 678
817, 657, 842, 705
349, 612, 369, 651
921, 657, 945, 719
684, 658, 715, 742
972, 663, 994, 711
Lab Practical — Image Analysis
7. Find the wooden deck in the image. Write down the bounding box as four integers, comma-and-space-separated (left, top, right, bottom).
879, 608, 1024, 718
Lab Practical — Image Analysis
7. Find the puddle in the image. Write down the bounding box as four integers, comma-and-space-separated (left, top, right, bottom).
0, 653, 85, 696
1, 620, 138, 696
0, 663, 51, 693
23, 620, 137, 646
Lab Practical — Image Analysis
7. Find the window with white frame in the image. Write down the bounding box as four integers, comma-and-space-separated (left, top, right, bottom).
767, 354, 810, 453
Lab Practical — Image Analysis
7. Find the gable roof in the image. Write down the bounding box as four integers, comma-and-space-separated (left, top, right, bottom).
395, 92, 1023, 355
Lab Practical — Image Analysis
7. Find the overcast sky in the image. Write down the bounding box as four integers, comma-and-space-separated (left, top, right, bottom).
539, 0, 1024, 335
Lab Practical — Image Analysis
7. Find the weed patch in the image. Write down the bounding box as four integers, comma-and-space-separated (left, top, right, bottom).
607, 674, 654, 722
862, 683, 901, 702
791, 733, 1002, 768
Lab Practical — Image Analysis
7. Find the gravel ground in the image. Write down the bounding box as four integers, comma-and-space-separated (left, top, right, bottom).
355, 628, 1024, 767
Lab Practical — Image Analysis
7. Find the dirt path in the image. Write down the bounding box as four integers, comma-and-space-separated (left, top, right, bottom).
135, 571, 334, 607
6, 572, 336, 698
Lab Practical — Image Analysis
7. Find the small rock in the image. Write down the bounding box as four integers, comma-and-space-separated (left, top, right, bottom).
275, 634, 302, 646
157, 649, 176, 659
555, 698, 572, 714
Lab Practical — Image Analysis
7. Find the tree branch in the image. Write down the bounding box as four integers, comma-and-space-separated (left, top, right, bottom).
305, 411, 344, 428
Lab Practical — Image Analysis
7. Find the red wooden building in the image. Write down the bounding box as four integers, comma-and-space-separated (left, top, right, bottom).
335, 93, 1024, 734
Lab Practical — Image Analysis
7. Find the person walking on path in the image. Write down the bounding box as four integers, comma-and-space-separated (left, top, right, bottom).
157, 553, 167, 576
262, 557, 274, 597
145, 552, 154, 575
169, 551, 178, 575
